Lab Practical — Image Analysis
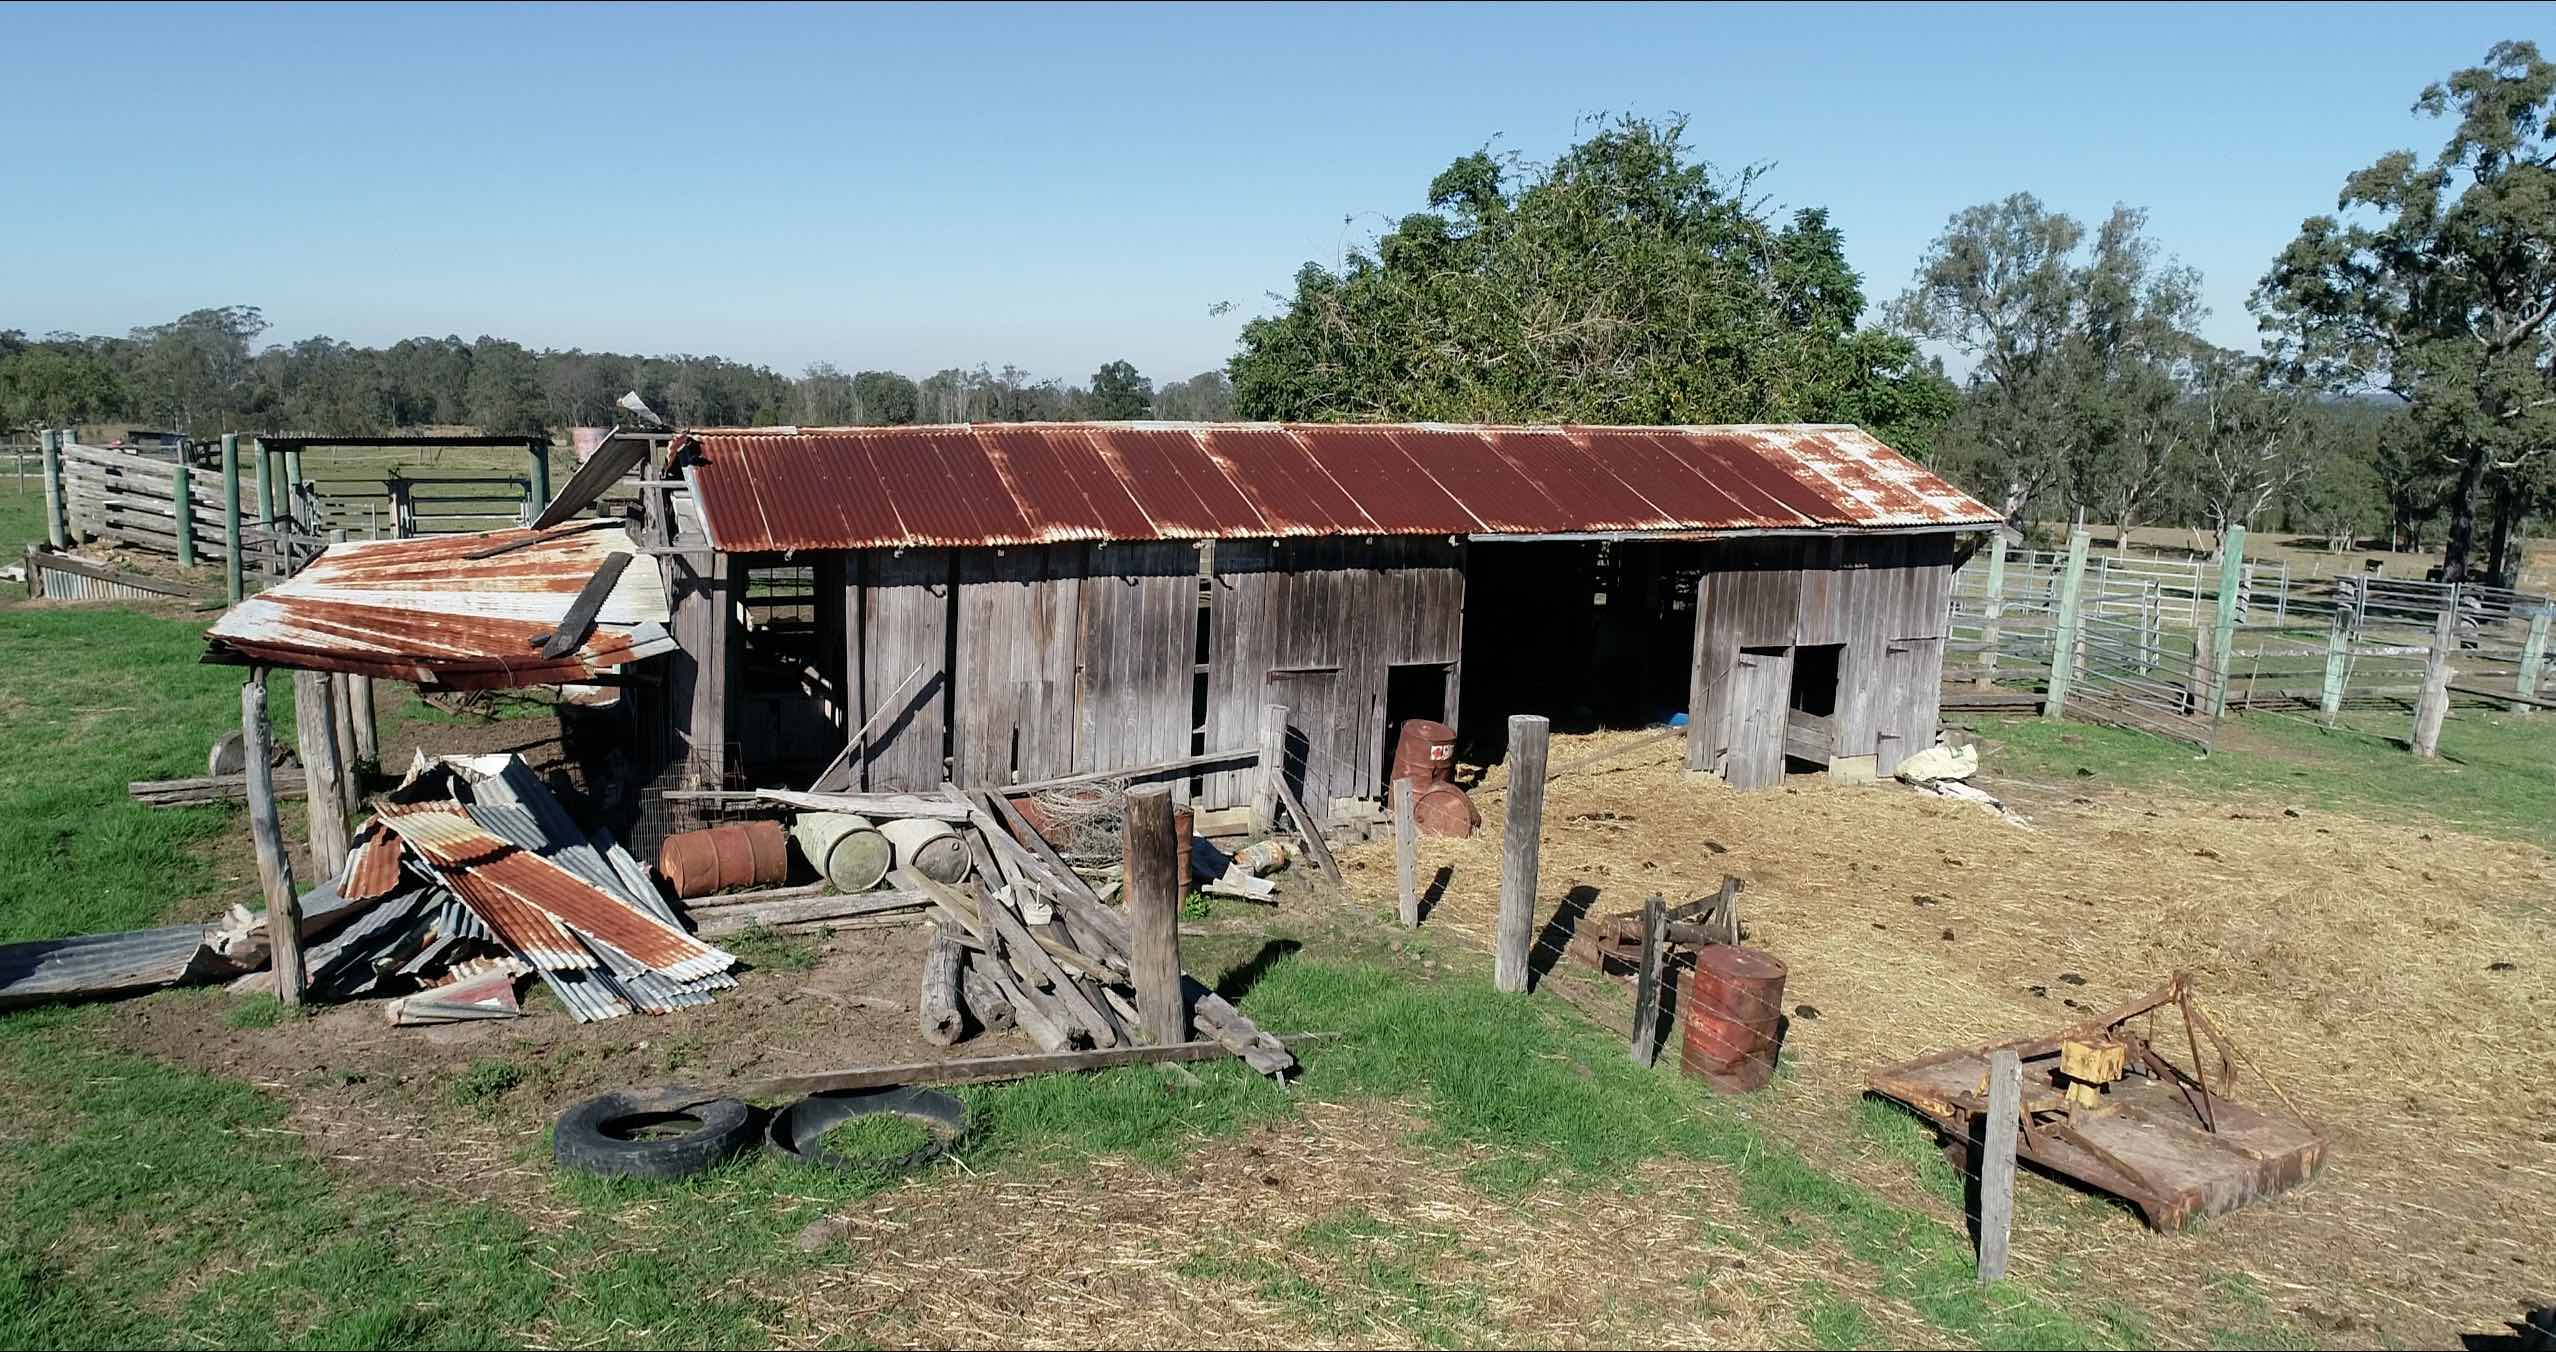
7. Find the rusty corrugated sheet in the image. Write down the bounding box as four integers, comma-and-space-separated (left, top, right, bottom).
678, 422, 2000, 551
203, 523, 673, 688
376, 803, 732, 981
340, 822, 407, 902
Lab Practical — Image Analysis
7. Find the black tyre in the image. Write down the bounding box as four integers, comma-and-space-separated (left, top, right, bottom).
552, 1086, 758, 1180
765, 1086, 967, 1174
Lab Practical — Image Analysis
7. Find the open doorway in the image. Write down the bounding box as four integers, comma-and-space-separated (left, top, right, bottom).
1458, 540, 1701, 758
1382, 661, 1451, 779
1785, 642, 1842, 770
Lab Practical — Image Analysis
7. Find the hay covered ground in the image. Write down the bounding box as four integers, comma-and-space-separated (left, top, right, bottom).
1335, 719, 2556, 1350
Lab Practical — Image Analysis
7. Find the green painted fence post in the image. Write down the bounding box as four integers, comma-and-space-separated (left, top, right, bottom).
1976, 533, 2007, 689
2516, 610, 2550, 717
221, 434, 244, 605
172, 443, 196, 567
528, 439, 551, 522
2207, 525, 2248, 717
2044, 528, 2091, 720
39, 429, 67, 549
2319, 600, 2350, 725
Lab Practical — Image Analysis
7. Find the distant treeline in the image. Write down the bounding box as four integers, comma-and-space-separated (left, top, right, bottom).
0, 310, 1236, 439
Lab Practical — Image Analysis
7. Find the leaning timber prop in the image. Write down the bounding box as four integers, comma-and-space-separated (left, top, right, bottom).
1864, 973, 2326, 1232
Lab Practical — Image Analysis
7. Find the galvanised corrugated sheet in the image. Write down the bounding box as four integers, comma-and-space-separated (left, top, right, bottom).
203, 523, 675, 688
679, 422, 1997, 551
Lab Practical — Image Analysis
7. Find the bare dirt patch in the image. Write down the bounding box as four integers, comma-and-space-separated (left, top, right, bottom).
1340, 728, 2556, 1350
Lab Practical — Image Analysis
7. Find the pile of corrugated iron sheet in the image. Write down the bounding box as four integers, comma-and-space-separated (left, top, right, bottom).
299, 752, 736, 1021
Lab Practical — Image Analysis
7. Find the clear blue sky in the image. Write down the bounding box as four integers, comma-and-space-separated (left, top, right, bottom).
5, 1, 2540, 384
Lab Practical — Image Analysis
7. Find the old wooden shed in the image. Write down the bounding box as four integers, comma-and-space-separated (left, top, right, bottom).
612, 421, 1997, 814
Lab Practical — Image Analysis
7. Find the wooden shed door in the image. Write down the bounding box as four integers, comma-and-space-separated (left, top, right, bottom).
1266, 668, 1339, 824
1724, 646, 1792, 791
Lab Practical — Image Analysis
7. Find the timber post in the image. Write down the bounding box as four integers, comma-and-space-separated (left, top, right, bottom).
1628, 895, 1667, 1067
1495, 713, 1549, 994
39, 429, 66, 549
2207, 525, 2247, 717
2412, 606, 2454, 760
1253, 703, 1288, 835
1975, 532, 2006, 689
1978, 1047, 2021, 1283
2319, 601, 2350, 725
293, 669, 353, 879
2042, 528, 2090, 720
171, 445, 195, 566
1122, 783, 1186, 1046
2513, 610, 2549, 717
253, 436, 275, 571
220, 433, 244, 604
1392, 776, 1418, 927
349, 674, 378, 771
527, 439, 551, 522
241, 671, 304, 1006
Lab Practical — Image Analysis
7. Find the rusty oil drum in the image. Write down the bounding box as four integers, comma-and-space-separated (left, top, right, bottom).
1389, 719, 1459, 788
659, 821, 790, 898
1680, 945, 1787, 1092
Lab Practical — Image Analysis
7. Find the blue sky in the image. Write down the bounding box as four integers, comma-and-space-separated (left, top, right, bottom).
4, 2, 2540, 384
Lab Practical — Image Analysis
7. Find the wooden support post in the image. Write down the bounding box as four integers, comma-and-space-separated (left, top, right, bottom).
1495, 713, 1549, 994
221, 433, 243, 604
2319, 602, 2351, 725
2412, 605, 2454, 760
283, 449, 305, 530
2042, 528, 2091, 720
1978, 1047, 2020, 1283
2513, 611, 2549, 717
329, 673, 361, 801
292, 669, 352, 880
1392, 776, 1419, 927
171, 448, 195, 566
39, 429, 66, 549
1628, 896, 1667, 1066
2207, 525, 2247, 717
241, 671, 303, 1006
1253, 702, 1288, 835
527, 440, 552, 522
1975, 533, 2006, 689
348, 674, 378, 768
1122, 783, 1186, 1046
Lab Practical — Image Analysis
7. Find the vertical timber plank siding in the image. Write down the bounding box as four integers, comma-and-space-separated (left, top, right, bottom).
956, 547, 1079, 786
1075, 541, 1194, 784
664, 551, 737, 785
1203, 541, 1277, 810
859, 548, 953, 792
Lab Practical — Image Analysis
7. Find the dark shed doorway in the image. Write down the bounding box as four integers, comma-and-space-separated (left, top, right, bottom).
1458, 540, 1701, 759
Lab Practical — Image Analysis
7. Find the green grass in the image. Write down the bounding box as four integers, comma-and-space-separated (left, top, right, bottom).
1977, 709, 2556, 852
222, 993, 299, 1030
721, 925, 822, 974
445, 1058, 524, 1110
818, 1111, 937, 1165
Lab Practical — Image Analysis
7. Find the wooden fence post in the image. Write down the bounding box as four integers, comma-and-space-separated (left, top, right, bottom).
1253, 703, 1288, 835
1122, 783, 1186, 1046
293, 669, 352, 879
2207, 525, 2248, 717
1495, 713, 1549, 993
254, 437, 275, 532
1975, 533, 2006, 689
1628, 896, 1667, 1066
2042, 529, 2090, 720
220, 433, 244, 604
1978, 1047, 2021, 1283
283, 449, 306, 530
527, 440, 552, 522
1392, 777, 1419, 927
242, 671, 304, 1006
2412, 606, 2454, 759
2320, 602, 2351, 725
2513, 610, 2549, 717
39, 429, 66, 549
171, 447, 195, 566
348, 674, 379, 769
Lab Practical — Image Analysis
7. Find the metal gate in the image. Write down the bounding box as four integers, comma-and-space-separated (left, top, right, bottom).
2067, 606, 2215, 749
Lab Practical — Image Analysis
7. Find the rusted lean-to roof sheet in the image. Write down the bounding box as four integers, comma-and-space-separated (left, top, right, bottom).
677, 422, 1998, 552
340, 822, 407, 902
203, 524, 673, 688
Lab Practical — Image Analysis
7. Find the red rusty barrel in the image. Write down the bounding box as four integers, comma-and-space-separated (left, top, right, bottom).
1410, 781, 1479, 838
1680, 945, 1787, 1092
1389, 719, 1459, 788
659, 820, 790, 898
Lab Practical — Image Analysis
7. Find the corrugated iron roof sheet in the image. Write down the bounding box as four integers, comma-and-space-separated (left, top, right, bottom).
203, 524, 674, 688
676, 422, 1999, 552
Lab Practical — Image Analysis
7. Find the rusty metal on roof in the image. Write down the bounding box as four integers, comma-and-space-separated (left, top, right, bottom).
203, 524, 674, 688
676, 422, 1998, 552
376, 802, 732, 981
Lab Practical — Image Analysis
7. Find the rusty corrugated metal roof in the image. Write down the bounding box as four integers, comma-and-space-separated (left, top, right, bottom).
203, 524, 674, 688
340, 822, 406, 902
677, 422, 1997, 552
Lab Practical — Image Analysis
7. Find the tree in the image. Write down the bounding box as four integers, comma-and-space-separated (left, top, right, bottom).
850, 369, 919, 424
798, 362, 858, 424
129, 305, 268, 434
0, 343, 126, 425
1891, 196, 2204, 527
2186, 347, 2314, 547
1153, 369, 1236, 421
2255, 40, 2556, 583
1229, 115, 1952, 449
1089, 359, 1153, 419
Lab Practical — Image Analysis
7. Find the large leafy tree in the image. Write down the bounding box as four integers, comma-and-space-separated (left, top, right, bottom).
1228, 116, 1953, 451
1089, 359, 1153, 420
2255, 40, 2556, 584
